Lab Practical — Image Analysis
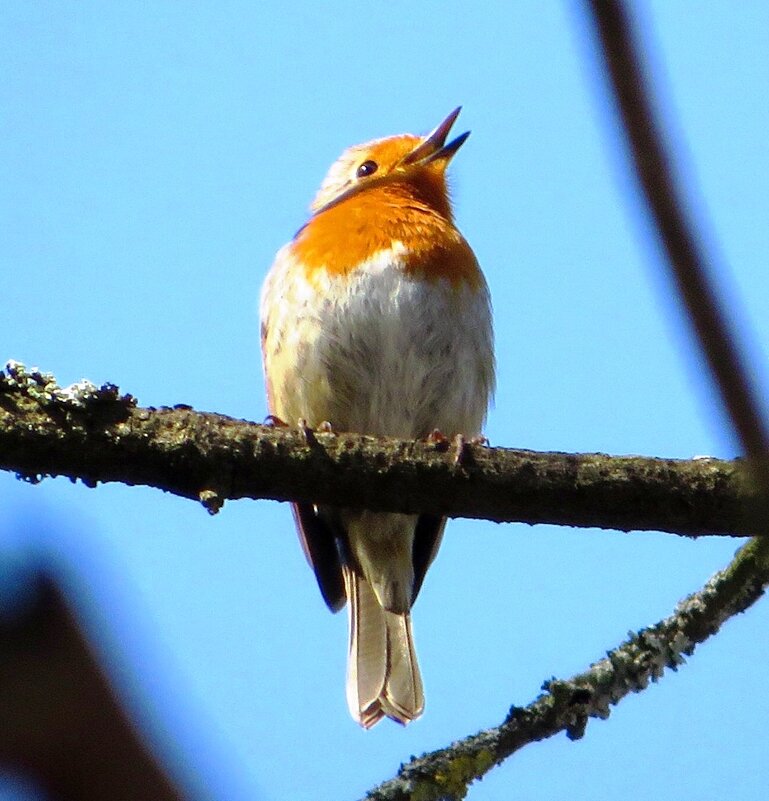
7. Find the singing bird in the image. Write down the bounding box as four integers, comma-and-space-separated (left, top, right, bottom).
260, 108, 494, 727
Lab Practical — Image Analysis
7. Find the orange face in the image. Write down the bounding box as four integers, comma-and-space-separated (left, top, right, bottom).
310, 135, 429, 210
310, 107, 468, 217
293, 109, 479, 288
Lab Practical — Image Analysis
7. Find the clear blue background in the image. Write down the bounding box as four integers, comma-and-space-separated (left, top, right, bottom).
2, 2, 769, 799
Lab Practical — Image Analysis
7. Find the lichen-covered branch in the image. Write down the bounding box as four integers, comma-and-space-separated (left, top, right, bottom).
0, 362, 756, 536
361, 535, 769, 801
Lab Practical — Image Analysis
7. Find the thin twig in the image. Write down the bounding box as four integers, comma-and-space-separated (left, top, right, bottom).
586, 0, 769, 467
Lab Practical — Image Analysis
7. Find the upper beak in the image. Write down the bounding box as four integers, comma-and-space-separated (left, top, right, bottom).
402, 107, 470, 166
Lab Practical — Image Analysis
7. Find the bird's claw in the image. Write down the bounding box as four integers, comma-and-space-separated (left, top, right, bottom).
452, 434, 488, 466
453, 434, 470, 466
297, 417, 318, 446
425, 429, 450, 452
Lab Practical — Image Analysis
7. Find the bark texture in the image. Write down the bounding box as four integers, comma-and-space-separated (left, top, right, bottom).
0, 363, 755, 537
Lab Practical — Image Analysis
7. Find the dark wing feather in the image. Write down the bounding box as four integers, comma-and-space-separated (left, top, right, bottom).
292, 502, 346, 612
411, 514, 446, 604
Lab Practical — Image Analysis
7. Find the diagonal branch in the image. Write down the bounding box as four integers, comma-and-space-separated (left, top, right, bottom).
361, 534, 769, 801
0, 361, 756, 537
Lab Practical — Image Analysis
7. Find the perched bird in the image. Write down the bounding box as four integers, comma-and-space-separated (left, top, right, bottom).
260, 108, 494, 728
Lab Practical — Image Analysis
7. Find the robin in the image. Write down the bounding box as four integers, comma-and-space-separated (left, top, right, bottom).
260, 108, 494, 727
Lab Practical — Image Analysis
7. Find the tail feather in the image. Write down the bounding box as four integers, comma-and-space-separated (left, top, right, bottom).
382, 609, 423, 723
344, 568, 424, 728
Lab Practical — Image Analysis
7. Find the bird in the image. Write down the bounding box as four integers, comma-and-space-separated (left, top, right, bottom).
260, 107, 494, 728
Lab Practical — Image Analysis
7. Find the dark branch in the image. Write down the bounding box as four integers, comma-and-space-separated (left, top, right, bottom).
0, 572, 184, 801
0, 362, 756, 537
361, 535, 769, 800
586, 1, 769, 469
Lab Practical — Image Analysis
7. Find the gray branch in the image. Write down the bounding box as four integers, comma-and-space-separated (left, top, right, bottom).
361, 535, 769, 800
0, 362, 755, 536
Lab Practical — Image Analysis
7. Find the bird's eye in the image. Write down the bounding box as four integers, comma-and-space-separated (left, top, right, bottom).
356, 160, 378, 178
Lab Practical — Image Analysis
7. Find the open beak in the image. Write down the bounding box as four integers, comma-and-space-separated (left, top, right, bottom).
402, 107, 470, 167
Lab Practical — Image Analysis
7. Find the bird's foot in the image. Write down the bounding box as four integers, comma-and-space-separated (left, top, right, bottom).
450, 433, 489, 466
297, 417, 319, 446
425, 428, 450, 451
453, 433, 469, 466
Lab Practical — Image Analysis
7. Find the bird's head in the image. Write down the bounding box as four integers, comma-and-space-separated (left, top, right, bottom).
310, 107, 469, 220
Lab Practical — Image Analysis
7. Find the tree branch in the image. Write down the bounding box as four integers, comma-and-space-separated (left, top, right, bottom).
361, 534, 769, 801
0, 362, 755, 537
0, 572, 184, 801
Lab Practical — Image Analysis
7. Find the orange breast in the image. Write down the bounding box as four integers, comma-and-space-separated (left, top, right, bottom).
292, 179, 483, 291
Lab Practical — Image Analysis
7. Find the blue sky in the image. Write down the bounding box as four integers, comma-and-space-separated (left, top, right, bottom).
2, 2, 769, 799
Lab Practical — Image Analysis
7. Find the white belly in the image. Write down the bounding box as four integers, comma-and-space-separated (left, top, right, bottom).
261, 246, 494, 439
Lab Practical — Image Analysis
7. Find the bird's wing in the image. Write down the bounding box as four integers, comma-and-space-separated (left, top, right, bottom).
411, 514, 446, 603
292, 503, 346, 613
